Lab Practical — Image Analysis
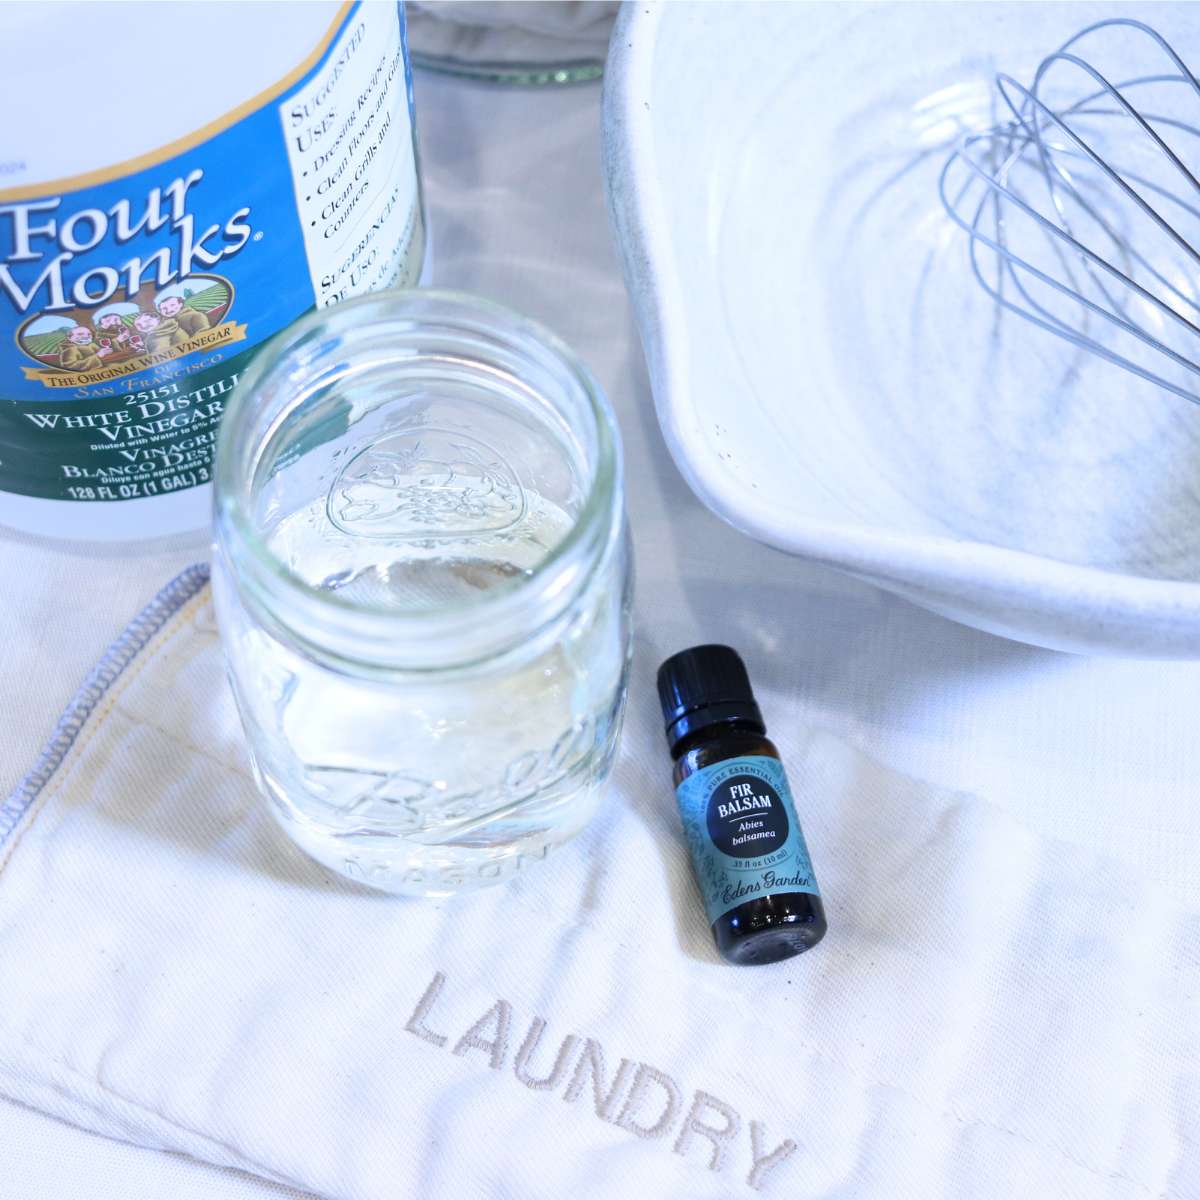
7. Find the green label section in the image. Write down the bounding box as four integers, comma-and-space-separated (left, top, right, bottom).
674, 754, 820, 926
0, 343, 263, 501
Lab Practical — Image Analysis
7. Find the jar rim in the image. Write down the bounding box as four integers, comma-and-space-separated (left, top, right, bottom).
213, 289, 623, 667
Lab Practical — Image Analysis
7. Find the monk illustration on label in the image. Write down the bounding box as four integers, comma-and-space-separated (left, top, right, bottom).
95, 312, 133, 357
133, 310, 187, 356
15, 273, 236, 386
157, 292, 211, 339
57, 325, 110, 373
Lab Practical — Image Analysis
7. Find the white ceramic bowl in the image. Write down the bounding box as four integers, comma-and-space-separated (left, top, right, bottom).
603, 0, 1200, 656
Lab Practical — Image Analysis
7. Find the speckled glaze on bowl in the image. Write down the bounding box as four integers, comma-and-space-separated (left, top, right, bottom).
603, 0, 1200, 656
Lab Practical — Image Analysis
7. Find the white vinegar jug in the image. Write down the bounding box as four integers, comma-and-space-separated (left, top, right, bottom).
0, 1, 425, 541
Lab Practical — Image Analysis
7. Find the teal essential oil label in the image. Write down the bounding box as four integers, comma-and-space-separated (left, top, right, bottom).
0, 0, 423, 507
674, 755, 820, 927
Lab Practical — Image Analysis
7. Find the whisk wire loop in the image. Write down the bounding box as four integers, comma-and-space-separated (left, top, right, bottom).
941, 17, 1200, 404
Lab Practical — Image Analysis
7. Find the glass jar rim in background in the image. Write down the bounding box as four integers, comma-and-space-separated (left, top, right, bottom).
213, 289, 625, 675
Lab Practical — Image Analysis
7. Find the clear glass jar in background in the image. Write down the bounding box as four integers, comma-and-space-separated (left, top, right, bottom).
212, 290, 633, 896
407, 1, 618, 85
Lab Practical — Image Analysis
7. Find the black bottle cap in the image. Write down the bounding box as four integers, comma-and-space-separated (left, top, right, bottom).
656, 644, 765, 753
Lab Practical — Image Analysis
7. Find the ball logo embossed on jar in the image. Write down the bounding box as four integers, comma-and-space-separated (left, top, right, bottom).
300, 717, 596, 830
327, 428, 527, 540
705, 774, 790, 858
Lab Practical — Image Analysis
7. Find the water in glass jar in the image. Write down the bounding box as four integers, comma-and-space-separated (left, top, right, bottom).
228, 462, 628, 897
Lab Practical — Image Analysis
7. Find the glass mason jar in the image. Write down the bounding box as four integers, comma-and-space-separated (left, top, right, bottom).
212, 291, 633, 896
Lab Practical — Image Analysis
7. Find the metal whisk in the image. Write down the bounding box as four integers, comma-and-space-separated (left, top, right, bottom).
940, 19, 1200, 404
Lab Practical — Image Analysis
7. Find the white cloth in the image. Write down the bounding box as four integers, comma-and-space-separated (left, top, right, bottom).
0, 567, 1197, 1199
3, 21, 1200, 1200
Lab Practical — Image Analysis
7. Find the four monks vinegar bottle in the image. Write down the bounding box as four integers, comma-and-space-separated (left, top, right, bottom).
0, 1, 424, 542
657, 645, 827, 965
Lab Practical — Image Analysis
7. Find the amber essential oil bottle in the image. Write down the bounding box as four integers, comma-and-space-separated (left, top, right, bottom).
657, 645, 827, 966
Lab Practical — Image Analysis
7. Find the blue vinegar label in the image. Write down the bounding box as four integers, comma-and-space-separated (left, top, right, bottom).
0, 1, 422, 505
674, 755, 820, 926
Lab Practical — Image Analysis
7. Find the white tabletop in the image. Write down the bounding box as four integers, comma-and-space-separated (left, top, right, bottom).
3, 57, 1198, 1200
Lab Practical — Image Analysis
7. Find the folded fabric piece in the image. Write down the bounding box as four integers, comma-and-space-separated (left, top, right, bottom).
0, 568, 1195, 1199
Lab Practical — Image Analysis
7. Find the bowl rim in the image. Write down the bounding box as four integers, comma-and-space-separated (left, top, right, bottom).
600, 0, 1200, 649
